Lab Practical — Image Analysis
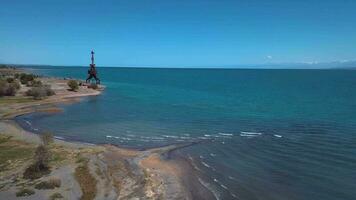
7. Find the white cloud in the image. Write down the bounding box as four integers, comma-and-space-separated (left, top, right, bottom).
266, 55, 272, 59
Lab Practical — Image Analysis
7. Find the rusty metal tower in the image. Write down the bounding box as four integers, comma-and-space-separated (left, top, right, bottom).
86, 50, 100, 84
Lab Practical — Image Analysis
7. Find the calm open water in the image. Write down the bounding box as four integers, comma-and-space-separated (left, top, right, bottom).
17, 67, 356, 200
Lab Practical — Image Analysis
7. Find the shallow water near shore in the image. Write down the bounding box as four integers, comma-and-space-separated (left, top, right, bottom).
17, 66, 356, 200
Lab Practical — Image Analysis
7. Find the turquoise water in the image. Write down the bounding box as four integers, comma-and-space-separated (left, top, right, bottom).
18, 67, 356, 200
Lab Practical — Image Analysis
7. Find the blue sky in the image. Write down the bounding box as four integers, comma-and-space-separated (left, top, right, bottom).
1, 0, 356, 67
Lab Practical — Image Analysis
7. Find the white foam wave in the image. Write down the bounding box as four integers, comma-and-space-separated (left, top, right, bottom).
162, 135, 179, 139
218, 132, 233, 136
54, 136, 64, 140
202, 161, 211, 168
213, 178, 230, 191
25, 120, 32, 126
240, 134, 257, 137
274, 134, 282, 138
198, 136, 209, 140
198, 178, 221, 200
210, 153, 216, 157
220, 184, 228, 190
106, 135, 113, 138
179, 136, 190, 139
240, 131, 262, 135
231, 193, 239, 199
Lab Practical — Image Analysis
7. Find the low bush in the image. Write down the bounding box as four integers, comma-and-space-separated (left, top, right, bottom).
50, 192, 64, 200
20, 73, 36, 84
26, 79, 42, 87
35, 178, 61, 190
26, 85, 55, 100
67, 80, 79, 91
88, 83, 98, 90
0, 79, 21, 96
40, 132, 54, 146
16, 188, 35, 197
23, 145, 51, 179
6, 77, 14, 83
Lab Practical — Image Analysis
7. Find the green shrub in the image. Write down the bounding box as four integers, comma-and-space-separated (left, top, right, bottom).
20, 73, 36, 84
26, 85, 55, 100
26, 79, 42, 87
23, 145, 51, 179
35, 178, 61, 190
0, 79, 7, 96
6, 77, 14, 83
16, 188, 35, 197
50, 192, 64, 200
5, 83, 17, 96
67, 80, 79, 91
0, 79, 20, 96
40, 132, 54, 146
88, 83, 98, 90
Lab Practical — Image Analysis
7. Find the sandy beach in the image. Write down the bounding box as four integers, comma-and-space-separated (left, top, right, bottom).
0, 68, 215, 200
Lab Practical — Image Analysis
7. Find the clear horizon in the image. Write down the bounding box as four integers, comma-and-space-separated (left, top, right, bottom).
1, 0, 356, 68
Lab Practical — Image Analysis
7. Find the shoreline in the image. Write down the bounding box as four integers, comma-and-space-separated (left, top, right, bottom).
0, 70, 215, 199
1, 120, 215, 200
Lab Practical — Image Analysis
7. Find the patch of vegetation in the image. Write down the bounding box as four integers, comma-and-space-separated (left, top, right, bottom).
88, 83, 98, 90
23, 145, 51, 179
23, 133, 53, 179
67, 80, 79, 91
0, 135, 12, 144
6, 77, 14, 83
0, 135, 34, 171
26, 85, 55, 100
35, 178, 61, 190
76, 156, 89, 164
50, 192, 64, 200
40, 132, 54, 146
19, 73, 36, 85
75, 160, 97, 200
0, 96, 35, 104
16, 188, 35, 197
26, 79, 43, 87
0, 79, 21, 97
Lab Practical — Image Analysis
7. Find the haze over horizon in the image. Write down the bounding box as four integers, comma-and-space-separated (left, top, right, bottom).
1, 0, 356, 68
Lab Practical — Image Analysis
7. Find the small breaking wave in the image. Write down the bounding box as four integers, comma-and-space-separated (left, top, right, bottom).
274, 134, 282, 138
25, 120, 32, 126
54, 136, 65, 140
218, 132, 233, 136
198, 178, 221, 200
240, 131, 262, 137
202, 161, 211, 168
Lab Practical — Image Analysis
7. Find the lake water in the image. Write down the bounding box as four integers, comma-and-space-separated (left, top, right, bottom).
17, 67, 356, 200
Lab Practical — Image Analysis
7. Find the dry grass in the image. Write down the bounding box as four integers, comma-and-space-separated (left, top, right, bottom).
50, 192, 64, 200
35, 178, 61, 189
0, 135, 35, 171
15, 188, 35, 197
75, 160, 97, 200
